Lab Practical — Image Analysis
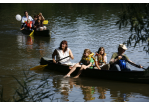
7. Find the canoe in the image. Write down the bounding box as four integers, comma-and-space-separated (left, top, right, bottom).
21, 29, 50, 37
40, 57, 149, 84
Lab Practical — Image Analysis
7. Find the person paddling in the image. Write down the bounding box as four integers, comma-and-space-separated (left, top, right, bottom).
109, 44, 143, 71
52, 40, 74, 65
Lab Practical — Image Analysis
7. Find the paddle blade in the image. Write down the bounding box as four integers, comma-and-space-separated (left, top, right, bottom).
30, 65, 47, 70
29, 30, 34, 36
43, 20, 48, 24
16, 14, 21, 21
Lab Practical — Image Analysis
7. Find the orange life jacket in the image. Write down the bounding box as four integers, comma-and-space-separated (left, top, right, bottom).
25, 21, 32, 29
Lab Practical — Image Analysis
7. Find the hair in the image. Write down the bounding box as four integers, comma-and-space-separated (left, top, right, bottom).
34, 15, 38, 18
24, 11, 28, 14
97, 47, 106, 62
82, 49, 92, 57
59, 40, 68, 52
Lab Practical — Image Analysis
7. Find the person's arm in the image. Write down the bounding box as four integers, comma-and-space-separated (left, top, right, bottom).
84, 62, 92, 69
52, 49, 57, 63
95, 61, 101, 70
104, 56, 107, 64
21, 17, 25, 23
109, 54, 122, 65
20, 27, 24, 30
39, 13, 45, 20
94, 56, 101, 70
69, 49, 74, 59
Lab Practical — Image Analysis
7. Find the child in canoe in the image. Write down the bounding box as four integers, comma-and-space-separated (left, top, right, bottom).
64, 49, 95, 78
94, 47, 110, 70
20, 19, 33, 30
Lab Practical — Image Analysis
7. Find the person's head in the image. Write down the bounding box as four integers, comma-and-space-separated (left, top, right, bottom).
118, 44, 127, 54
59, 40, 68, 52
27, 19, 30, 23
34, 15, 38, 21
38, 15, 42, 20
97, 47, 105, 55
37, 19, 40, 23
24, 11, 28, 17
83, 49, 92, 57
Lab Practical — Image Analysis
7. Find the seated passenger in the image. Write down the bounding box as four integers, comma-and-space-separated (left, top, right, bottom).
20, 19, 33, 30
35, 16, 46, 31
64, 49, 95, 78
21, 11, 33, 24
32, 15, 38, 25
35, 13, 46, 31
94, 47, 110, 70
109, 44, 143, 71
52, 40, 74, 65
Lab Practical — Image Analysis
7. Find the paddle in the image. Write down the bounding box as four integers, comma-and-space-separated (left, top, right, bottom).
29, 30, 34, 36
30, 56, 70, 70
43, 20, 48, 24
119, 56, 146, 70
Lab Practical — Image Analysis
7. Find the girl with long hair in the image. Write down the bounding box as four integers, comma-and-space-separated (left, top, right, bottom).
95, 47, 109, 70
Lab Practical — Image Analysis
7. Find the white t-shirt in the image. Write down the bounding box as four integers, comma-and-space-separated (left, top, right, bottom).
21, 15, 33, 23
56, 48, 71, 64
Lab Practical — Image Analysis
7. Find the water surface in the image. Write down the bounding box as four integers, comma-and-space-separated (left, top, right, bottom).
0, 3, 149, 102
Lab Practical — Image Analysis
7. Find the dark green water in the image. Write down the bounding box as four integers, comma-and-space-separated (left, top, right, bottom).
0, 3, 149, 102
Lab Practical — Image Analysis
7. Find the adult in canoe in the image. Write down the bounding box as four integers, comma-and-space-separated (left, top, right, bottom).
109, 44, 143, 71
21, 11, 33, 24
52, 40, 74, 65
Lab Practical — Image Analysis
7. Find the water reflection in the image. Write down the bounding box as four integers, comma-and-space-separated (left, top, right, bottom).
1, 3, 149, 102
16, 34, 51, 58
49, 74, 149, 102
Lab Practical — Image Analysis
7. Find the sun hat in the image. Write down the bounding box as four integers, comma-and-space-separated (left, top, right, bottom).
118, 44, 127, 50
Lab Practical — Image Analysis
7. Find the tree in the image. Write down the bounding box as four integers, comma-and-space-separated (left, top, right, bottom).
116, 3, 149, 53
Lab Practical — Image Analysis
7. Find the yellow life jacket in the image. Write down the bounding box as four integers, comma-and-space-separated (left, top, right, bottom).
81, 53, 95, 66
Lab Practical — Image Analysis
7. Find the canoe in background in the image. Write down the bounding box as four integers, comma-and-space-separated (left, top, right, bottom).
21, 29, 50, 37
40, 57, 149, 84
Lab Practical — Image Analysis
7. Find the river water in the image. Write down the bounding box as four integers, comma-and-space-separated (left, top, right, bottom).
0, 3, 149, 102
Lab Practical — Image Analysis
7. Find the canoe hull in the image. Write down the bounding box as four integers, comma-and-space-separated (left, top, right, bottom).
21, 29, 50, 37
40, 57, 149, 84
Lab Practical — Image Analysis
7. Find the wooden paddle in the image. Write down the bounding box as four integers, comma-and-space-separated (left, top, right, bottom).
30, 56, 70, 70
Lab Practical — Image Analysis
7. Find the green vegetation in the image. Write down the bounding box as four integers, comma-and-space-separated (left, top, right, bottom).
116, 3, 149, 53
0, 70, 55, 102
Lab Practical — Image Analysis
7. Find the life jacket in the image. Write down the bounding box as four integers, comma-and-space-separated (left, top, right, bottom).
96, 53, 106, 65
81, 53, 95, 67
25, 21, 32, 29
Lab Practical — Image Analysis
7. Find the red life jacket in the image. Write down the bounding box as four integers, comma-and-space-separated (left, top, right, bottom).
25, 21, 32, 29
